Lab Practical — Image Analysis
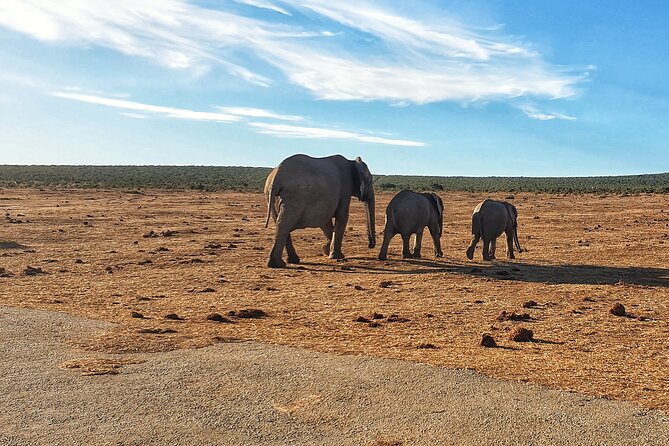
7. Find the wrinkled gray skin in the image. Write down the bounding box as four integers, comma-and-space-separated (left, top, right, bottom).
378, 190, 444, 260
264, 154, 376, 268
466, 199, 522, 261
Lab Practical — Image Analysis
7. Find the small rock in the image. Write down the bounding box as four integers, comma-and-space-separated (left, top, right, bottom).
138, 259, 152, 265
142, 231, 156, 238
0, 267, 14, 277
508, 326, 533, 342
206, 313, 233, 323
371, 312, 384, 320
417, 343, 438, 349
24, 266, 46, 276
368, 321, 381, 328
497, 311, 531, 322
387, 314, 410, 323
157, 247, 170, 252
480, 334, 497, 347
379, 281, 393, 288
205, 243, 222, 249
130, 311, 144, 319
74, 259, 84, 264
199, 287, 216, 293
522, 300, 538, 308
354, 285, 364, 291
235, 309, 266, 318
161, 230, 177, 237
610, 303, 626, 317
164, 313, 183, 320
227, 243, 237, 249
355, 316, 370, 323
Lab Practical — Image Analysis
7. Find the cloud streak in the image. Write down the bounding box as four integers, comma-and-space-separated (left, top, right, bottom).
518, 104, 576, 121
0, 0, 586, 104
52, 91, 424, 147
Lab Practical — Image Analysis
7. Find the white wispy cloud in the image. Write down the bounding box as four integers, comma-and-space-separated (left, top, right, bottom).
250, 122, 425, 146
52, 91, 423, 147
217, 106, 303, 122
518, 104, 576, 121
51, 92, 242, 122
0, 0, 586, 104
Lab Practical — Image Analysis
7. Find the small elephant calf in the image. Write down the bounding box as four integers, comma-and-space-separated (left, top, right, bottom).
378, 190, 444, 260
466, 199, 522, 261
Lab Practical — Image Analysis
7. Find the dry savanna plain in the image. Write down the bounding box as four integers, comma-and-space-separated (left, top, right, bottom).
1, 188, 668, 412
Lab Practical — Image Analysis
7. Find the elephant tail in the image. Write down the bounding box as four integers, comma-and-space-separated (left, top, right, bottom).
471, 212, 482, 238
264, 183, 278, 229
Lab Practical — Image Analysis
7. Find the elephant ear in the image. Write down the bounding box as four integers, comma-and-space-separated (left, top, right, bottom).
506, 202, 518, 225
354, 157, 369, 201
430, 193, 444, 219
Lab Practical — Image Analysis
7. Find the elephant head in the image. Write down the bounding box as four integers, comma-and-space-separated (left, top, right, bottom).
354, 157, 376, 248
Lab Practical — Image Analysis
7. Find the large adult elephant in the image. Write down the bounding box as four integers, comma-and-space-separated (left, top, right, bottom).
264, 154, 376, 268
466, 199, 522, 261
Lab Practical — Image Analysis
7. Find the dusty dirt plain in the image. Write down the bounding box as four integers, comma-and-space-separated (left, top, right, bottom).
1, 188, 668, 412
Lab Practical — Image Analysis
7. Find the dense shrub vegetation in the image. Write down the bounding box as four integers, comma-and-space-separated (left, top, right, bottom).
0, 165, 668, 194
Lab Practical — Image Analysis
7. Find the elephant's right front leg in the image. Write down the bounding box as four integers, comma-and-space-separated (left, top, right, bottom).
329, 209, 349, 260
320, 220, 334, 256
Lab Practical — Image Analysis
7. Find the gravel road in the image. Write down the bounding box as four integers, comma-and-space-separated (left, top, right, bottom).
1, 305, 667, 446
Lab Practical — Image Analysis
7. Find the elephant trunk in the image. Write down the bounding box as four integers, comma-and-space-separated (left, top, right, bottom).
365, 195, 376, 249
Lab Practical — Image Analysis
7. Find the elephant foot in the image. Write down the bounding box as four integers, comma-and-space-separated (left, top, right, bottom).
413, 253, 422, 259
329, 251, 345, 260
507, 254, 515, 260
466, 247, 474, 260
435, 251, 443, 258
482, 255, 492, 262
402, 253, 412, 259
267, 257, 286, 268
287, 255, 301, 264
377, 254, 387, 261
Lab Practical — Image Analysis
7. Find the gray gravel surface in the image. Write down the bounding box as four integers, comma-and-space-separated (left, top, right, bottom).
1, 305, 668, 446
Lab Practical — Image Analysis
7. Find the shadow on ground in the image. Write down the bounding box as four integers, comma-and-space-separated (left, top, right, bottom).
297, 257, 669, 287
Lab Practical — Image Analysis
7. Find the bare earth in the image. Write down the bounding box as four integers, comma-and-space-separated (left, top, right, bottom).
1, 305, 668, 446
1, 188, 669, 443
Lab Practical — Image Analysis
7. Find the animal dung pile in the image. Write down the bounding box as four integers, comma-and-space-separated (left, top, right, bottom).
164, 313, 184, 320
479, 334, 497, 348
229, 309, 266, 319
206, 313, 233, 323
609, 303, 626, 316
508, 327, 534, 342
24, 266, 46, 276
522, 300, 538, 308
130, 311, 145, 319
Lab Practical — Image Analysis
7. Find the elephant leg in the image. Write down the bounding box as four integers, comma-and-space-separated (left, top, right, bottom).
329, 206, 350, 260
482, 238, 492, 261
378, 227, 395, 260
506, 231, 515, 259
466, 234, 480, 260
320, 220, 334, 256
401, 233, 412, 258
285, 234, 300, 264
429, 225, 443, 258
413, 229, 424, 258
268, 206, 296, 268
490, 239, 497, 260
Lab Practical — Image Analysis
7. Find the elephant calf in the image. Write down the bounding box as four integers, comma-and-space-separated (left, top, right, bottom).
466, 199, 522, 261
378, 190, 444, 260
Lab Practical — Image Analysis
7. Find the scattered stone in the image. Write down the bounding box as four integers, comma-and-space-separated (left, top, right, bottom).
105, 266, 113, 274
379, 281, 393, 288
164, 313, 184, 320
354, 285, 364, 291
425, 313, 434, 318
522, 300, 538, 308
157, 246, 170, 252
474, 300, 484, 304
142, 230, 156, 238
205, 243, 222, 249
130, 311, 145, 319
161, 229, 177, 237
227, 243, 237, 249
24, 266, 46, 276
480, 334, 497, 348
418, 343, 438, 349
497, 311, 531, 322
509, 326, 533, 342
355, 316, 370, 323
137, 259, 152, 265
74, 259, 84, 264
371, 312, 384, 320
235, 309, 266, 319
0, 267, 13, 277
368, 321, 381, 328
206, 313, 232, 323
199, 287, 216, 293
610, 303, 626, 317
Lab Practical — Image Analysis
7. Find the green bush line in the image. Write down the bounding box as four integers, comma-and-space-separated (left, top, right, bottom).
0, 165, 668, 194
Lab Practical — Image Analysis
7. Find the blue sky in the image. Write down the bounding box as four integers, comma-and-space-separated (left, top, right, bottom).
0, 0, 667, 176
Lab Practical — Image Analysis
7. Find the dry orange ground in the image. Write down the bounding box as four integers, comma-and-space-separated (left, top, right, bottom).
1, 188, 668, 411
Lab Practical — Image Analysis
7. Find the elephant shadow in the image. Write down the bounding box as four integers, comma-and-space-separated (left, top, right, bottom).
312, 257, 669, 288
